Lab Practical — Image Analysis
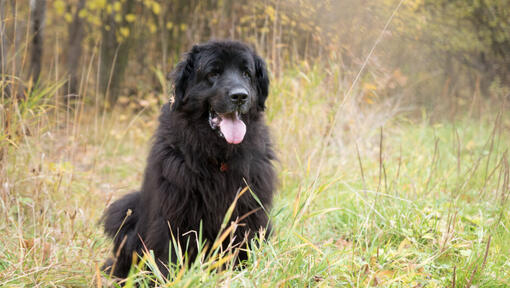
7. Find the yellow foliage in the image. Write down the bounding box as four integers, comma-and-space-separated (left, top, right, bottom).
281, 14, 289, 24
87, 0, 106, 10
88, 14, 101, 26
166, 22, 173, 30
113, 2, 122, 12
53, 0, 66, 16
152, 2, 161, 15
180, 23, 188, 31
64, 13, 73, 23
240, 16, 251, 24
405, 0, 423, 11
398, 238, 412, 252
96, 0, 107, 9
265, 6, 276, 22
78, 9, 87, 19
364, 97, 374, 105
119, 27, 130, 38
363, 83, 377, 91
149, 23, 157, 33
125, 14, 136, 23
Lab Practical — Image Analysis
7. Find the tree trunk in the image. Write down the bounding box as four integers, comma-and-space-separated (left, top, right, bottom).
65, 0, 86, 99
29, 0, 46, 82
0, 0, 8, 98
0, 0, 7, 76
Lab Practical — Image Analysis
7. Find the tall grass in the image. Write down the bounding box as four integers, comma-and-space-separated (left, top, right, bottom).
1, 54, 509, 286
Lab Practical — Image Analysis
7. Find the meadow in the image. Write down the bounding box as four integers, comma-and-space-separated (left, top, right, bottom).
1, 62, 509, 287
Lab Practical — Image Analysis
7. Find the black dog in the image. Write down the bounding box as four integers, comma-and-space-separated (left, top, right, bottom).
102, 40, 276, 278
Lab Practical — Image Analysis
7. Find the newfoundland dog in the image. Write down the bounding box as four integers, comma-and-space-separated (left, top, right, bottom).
102, 40, 276, 278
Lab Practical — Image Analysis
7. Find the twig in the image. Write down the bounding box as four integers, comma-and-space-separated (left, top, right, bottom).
393, 143, 402, 194
451, 266, 456, 288
481, 113, 501, 195
377, 127, 383, 194
424, 137, 439, 194
355, 142, 367, 196
480, 235, 492, 272
465, 264, 478, 288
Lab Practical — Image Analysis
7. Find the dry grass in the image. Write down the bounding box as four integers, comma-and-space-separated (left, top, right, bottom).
1, 61, 509, 287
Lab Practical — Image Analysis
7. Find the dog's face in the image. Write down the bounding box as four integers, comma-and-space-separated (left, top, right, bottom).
172, 41, 269, 144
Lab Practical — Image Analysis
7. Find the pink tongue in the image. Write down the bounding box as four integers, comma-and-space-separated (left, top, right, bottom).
219, 114, 246, 144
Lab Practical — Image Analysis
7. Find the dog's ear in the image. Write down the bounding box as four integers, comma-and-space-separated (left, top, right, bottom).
253, 53, 269, 111
172, 45, 199, 110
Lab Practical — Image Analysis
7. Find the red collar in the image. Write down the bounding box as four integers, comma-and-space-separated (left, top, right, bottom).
220, 162, 228, 172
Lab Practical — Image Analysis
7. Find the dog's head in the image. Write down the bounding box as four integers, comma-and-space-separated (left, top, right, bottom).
171, 40, 269, 144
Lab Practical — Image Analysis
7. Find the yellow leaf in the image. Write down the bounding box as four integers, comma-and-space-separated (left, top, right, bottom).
265, 6, 275, 21
88, 14, 101, 26
78, 9, 87, 19
398, 238, 411, 252
370, 270, 394, 285
64, 13, 73, 23
113, 2, 121, 12
370, 256, 377, 267
376, 270, 394, 279
149, 23, 157, 33
363, 83, 377, 91
125, 14, 136, 23
466, 140, 475, 151
96, 0, 107, 9
119, 27, 130, 38
152, 2, 161, 15
53, 0, 66, 15
166, 21, 173, 30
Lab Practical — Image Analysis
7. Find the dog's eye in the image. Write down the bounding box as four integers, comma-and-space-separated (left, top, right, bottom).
208, 71, 219, 81
242, 70, 251, 79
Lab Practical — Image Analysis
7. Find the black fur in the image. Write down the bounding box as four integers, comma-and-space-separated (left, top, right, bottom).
102, 40, 276, 279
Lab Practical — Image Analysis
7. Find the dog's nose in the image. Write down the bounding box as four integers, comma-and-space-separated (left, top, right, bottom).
229, 88, 248, 105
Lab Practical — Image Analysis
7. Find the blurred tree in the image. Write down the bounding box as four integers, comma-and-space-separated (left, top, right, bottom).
397, 0, 510, 96
29, 0, 46, 82
100, 0, 136, 106
11, 0, 508, 110
0, 0, 7, 77
65, 0, 86, 98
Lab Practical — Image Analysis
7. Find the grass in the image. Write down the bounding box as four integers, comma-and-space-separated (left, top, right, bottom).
1, 64, 509, 287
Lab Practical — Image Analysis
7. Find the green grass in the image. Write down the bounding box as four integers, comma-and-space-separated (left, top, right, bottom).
1, 66, 509, 287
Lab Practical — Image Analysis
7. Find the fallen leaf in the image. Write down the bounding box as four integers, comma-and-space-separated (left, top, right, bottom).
398, 238, 412, 252
335, 238, 352, 249
22, 238, 35, 250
